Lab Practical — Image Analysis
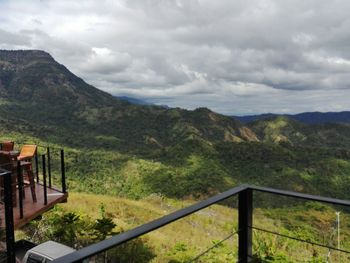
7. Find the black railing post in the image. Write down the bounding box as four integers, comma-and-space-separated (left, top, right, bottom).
35, 153, 39, 183
47, 147, 52, 188
42, 155, 48, 205
238, 188, 253, 263
60, 149, 66, 193
3, 170, 16, 263
17, 161, 24, 219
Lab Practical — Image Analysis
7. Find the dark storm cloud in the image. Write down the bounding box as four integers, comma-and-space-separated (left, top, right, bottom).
1, 0, 350, 114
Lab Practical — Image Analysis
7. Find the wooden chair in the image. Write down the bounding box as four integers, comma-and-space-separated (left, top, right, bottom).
0, 141, 14, 151
18, 145, 37, 161
17, 145, 37, 202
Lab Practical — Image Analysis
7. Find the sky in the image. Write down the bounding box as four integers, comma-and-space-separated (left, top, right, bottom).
1, 0, 350, 115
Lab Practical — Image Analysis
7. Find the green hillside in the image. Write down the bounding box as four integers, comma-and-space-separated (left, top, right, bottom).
249, 116, 350, 148
15, 192, 350, 262
1, 49, 350, 261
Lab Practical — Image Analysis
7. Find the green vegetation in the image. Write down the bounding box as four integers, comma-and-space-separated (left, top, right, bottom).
2, 50, 350, 261
19, 202, 154, 262
15, 193, 350, 262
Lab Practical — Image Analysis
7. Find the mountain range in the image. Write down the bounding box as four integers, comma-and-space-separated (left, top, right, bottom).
234, 111, 350, 124
2, 50, 350, 150
115, 96, 350, 125
1, 49, 350, 201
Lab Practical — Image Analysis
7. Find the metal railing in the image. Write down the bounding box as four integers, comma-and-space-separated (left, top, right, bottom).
0, 169, 15, 262
0, 149, 67, 219
14, 143, 67, 194
51, 185, 350, 263
0, 147, 67, 263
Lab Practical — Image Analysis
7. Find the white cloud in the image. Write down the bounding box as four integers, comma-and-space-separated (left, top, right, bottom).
1, 0, 350, 114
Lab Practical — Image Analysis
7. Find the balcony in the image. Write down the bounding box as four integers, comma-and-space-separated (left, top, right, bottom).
1, 182, 67, 230
0, 145, 67, 261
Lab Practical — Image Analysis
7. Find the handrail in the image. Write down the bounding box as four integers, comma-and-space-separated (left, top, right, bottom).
188, 231, 238, 262
52, 184, 350, 263
0, 168, 16, 262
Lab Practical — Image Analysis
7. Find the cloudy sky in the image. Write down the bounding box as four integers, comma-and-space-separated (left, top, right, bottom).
1, 0, 350, 115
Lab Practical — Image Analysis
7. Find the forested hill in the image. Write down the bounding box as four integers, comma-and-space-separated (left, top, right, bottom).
0, 50, 258, 151
247, 116, 350, 148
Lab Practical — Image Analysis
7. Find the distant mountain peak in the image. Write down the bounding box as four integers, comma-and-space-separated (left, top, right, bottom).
0, 49, 118, 106
234, 111, 350, 125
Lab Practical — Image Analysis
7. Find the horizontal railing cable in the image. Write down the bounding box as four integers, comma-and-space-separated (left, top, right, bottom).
187, 231, 238, 262
251, 226, 350, 254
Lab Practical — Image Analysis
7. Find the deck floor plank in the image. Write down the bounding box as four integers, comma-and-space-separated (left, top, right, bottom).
1, 183, 68, 229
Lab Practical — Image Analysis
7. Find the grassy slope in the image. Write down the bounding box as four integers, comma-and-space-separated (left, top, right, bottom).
16, 192, 350, 262
4, 125, 350, 261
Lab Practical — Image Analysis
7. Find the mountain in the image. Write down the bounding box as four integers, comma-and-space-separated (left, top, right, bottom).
3, 49, 348, 152
0, 50, 258, 151
292, 111, 350, 124
235, 111, 350, 124
246, 115, 350, 148
247, 116, 307, 144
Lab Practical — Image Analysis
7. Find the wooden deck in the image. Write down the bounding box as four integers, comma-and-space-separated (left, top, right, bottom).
1, 183, 68, 229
